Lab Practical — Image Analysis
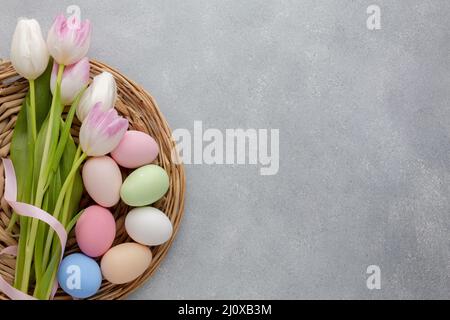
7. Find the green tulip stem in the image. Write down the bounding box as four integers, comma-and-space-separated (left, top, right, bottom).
20, 64, 65, 293
28, 79, 37, 142
41, 151, 86, 271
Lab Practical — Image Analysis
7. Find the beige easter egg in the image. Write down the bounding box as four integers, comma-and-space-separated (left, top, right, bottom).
100, 243, 152, 284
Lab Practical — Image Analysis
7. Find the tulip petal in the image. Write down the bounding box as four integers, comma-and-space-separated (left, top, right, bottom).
10, 18, 49, 80
50, 57, 90, 105
80, 102, 128, 156
47, 13, 92, 66
77, 72, 117, 122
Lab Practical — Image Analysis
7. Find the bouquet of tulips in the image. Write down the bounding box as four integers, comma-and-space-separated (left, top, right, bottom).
5, 13, 128, 299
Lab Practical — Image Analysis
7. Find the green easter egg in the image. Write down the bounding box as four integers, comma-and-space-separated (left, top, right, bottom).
120, 165, 169, 206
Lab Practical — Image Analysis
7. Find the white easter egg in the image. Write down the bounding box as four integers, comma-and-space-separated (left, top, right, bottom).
125, 207, 173, 246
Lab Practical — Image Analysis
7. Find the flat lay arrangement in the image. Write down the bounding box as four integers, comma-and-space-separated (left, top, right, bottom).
0, 10, 185, 300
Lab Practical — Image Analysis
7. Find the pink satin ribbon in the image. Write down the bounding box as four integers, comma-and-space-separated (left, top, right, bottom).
0, 158, 68, 300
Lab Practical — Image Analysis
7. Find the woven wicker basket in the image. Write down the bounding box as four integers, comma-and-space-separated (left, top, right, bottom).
0, 59, 185, 300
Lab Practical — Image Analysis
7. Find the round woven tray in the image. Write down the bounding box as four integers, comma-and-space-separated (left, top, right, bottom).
0, 59, 185, 300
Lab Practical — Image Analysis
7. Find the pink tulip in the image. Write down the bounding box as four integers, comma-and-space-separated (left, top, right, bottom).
50, 57, 90, 105
47, 13, 92, 66
79, 103, 128, 156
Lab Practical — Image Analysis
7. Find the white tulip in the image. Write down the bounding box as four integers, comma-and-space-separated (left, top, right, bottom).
77, 72, 117, 122
10, 18, 49, 80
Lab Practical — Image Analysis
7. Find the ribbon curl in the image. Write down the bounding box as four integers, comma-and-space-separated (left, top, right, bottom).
0, 158, 68, 300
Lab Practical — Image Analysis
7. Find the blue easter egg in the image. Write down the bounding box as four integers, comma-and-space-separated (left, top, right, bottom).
57, 253, 102, 299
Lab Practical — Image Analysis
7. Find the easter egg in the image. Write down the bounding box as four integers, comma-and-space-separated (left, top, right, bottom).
58, 253, 102, 299
101, 243, 152, 284
82, 156, 122, 207
111, 130, 159, 168
76, 205, 116, 257
120, 165, 169, 206
125, 207, 173, 246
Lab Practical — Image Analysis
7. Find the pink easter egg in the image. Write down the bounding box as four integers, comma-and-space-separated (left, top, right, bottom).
111, 130, 159, 168
75, 205, 116, 257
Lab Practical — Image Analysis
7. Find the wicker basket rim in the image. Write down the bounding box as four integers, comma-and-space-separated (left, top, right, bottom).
0, 59, 185, 300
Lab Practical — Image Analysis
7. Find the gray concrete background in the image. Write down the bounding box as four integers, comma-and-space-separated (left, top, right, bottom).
1, 0, 450, 299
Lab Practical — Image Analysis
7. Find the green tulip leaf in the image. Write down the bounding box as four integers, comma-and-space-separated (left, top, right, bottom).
10, 61, 52, 204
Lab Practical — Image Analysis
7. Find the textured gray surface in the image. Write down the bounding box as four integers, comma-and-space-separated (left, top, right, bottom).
1, 0, 450, 299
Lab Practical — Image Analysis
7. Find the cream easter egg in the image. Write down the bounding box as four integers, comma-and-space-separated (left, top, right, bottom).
82, 156, 122, 207
101, 243, 152, 284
